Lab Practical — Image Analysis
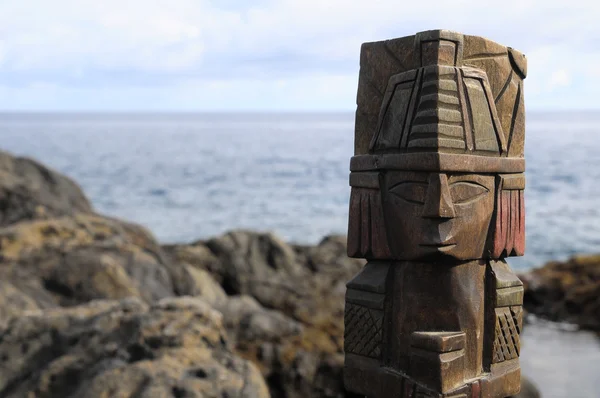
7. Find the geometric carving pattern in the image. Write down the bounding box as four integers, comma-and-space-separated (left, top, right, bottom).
511, 305, 524, 331
493, 188, 525, 258
409, 66, 466, 151
463, 75, 502, 153
347, 187, 392, 258
372, 65, 508, 157
344, 303, 383, 358
492, 306, 522, 363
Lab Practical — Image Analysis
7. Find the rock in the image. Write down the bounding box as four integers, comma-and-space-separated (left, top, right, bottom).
521, 254, 600, 330
165, 231, 365, 398
165, 231, 363, 331
213, 293, 328, 397
0, 279, 45, 329
0, 213, 225, 326
215, 295, 303, 344
161, 243, 227, 305
0, 208, 362, 397
295, 235, 363, 276
183, 266, 228, 305
0, 150, 93, 227
0, 214, 170, 308
0, 296, 269, 398
204, 230, 303, 297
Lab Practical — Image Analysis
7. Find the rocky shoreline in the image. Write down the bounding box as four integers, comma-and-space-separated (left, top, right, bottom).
1, 149, 597, 397
520, 255, 600, 332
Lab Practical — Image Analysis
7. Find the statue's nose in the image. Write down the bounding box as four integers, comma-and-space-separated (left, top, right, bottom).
422, 173, 456, 219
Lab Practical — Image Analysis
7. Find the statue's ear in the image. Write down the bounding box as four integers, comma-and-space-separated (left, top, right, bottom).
347, 172, 391, 259
491, 174, 525, 258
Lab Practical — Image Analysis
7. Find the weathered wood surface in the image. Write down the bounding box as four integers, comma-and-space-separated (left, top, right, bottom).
344, 30, 527, 398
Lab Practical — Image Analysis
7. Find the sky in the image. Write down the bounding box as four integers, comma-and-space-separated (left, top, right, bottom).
0, 0, 598, 111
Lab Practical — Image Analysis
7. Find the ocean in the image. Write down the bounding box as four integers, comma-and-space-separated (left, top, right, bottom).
2, 111, 599, 270
0, 111, 599, 396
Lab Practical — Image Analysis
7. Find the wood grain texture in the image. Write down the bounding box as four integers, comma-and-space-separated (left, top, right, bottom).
345, 30, 527, 398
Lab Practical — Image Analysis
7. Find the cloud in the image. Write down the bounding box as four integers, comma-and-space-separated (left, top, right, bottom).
0, 73, 359, 111
0, 0, 598, 109
549, 69, 571, 90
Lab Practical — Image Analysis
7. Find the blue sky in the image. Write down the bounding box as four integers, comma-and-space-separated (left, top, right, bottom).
0, 0, 598, 111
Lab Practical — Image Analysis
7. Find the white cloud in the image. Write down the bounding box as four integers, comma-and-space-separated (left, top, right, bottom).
0, 73, 359, 111
549, 69, 571, 90
0, 0, 598, 109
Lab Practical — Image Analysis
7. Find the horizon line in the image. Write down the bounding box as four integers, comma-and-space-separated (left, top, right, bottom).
1, 109, 600, 115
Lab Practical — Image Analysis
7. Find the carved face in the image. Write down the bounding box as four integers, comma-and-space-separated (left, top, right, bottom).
381, 171, 495, 260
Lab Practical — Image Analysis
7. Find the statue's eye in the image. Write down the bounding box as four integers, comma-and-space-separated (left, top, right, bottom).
449, 182, 489, 204
389, 182, 428, 204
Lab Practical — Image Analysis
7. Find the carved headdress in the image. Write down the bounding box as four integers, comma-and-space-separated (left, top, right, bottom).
348, 30, 527, 260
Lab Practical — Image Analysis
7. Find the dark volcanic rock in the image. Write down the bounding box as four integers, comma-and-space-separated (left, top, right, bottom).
0, 150, 93, 226
164, 231, 365, 398
165, 231, 364, 324
521, 254, 600, 330
0, 296, 268, 398
0, 213, 223, 327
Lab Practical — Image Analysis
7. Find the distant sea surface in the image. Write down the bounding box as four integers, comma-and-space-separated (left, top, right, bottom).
1, 111, 599, 270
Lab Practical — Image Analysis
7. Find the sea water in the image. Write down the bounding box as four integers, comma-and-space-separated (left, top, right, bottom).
2, 111, 599, 270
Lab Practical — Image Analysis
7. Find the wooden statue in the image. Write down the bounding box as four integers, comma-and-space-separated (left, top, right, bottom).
344, 30, 527, 398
